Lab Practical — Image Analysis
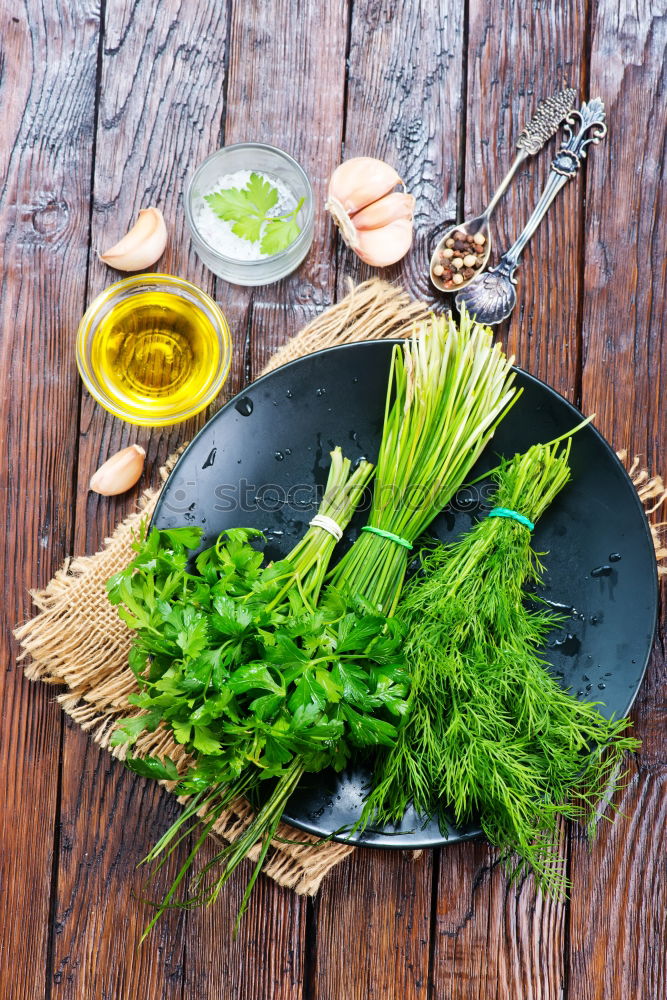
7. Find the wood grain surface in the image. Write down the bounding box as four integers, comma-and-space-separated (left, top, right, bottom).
1, 1, 665, 998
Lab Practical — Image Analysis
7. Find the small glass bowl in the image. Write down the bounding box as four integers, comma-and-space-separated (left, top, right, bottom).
185, 142, 315, 286
76, 274, 232, 427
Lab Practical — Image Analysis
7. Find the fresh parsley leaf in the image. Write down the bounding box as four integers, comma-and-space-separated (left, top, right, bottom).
160, 526, 203, 551
245, 172, 279, 215
125, 755, 179, 782
110, 709, 161, 747
288, 673, 327, 713
192, 726, 223, 755
171, 719, 192, 745
176, 615, 209, 659
204, 186, 255, 222
227, 662, 281, 696
260, 215, 300, 255
204, 176, 303, 254
231, 214, 264, 244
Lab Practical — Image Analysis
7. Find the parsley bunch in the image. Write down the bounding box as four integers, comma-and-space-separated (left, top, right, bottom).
107, 449, 409, 933
205, 172, 304, 255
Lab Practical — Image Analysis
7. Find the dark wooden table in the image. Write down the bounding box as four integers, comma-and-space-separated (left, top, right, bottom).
2, 2, 665, 997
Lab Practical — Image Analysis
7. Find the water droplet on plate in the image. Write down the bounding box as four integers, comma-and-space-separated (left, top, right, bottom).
315, 387, 326, 397
598, 682, 606, 690
235, 396, 254, 416
275, 451, 284, 461
544, 599, 575, 615
202, 447, 217, 469
591, 564, 613, 578
609, 552, 621, 562
286, 388, 293, 399
548, 632, 581, 656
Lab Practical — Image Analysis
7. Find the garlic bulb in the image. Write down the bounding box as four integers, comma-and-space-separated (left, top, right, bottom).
325, 157, 415, 267
90, 445, 146, 496
99, 208, 167, 272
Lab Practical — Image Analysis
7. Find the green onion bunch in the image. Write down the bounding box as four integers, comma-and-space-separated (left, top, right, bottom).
329, 307, 518, 614
361, 440, 640, 894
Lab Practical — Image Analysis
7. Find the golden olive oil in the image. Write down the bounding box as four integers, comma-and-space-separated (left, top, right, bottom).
91, 291, 220, 421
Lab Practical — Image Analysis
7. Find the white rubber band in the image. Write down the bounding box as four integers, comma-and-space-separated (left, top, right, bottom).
309, 514, 344, 541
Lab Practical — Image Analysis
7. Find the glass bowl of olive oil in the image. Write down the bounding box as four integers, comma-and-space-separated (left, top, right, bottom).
76, 274, 232, 426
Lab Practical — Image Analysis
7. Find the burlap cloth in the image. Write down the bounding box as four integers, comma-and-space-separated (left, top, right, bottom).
14, 279, 667, 897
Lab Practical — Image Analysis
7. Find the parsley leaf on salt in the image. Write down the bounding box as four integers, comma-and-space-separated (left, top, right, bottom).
204, 173, 303, 255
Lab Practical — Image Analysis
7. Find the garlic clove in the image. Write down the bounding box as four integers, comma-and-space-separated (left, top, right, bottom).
326, 157, 402, 215
350, 192, 415, 231
90, 445, 146, 496
354, 217, 414, 267
99, 208, 167, 272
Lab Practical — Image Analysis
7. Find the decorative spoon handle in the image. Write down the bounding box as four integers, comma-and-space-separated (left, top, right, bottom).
496, 99, 608, 277
481, 86, 577, 220
455, 99, 607, 325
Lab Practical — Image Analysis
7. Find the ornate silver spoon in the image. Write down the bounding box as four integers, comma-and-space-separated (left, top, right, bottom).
430, 87, 576, 293
455, 98, 608, 325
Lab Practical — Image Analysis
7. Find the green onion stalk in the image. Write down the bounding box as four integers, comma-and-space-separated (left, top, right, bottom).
252, 446, 374, 611
361, 440, 640, 895
329, 307, 518, 614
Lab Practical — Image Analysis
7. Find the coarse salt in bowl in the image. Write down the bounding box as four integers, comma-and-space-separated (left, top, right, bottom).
185, 143, 315, 286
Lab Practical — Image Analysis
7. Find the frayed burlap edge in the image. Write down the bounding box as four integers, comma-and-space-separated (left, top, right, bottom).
14, 278, 431, 897
617, 450, 667, 569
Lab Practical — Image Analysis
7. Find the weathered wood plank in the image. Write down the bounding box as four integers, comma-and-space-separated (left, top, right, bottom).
51, 2, 232, 994
183, 860, 309, 1000
569, 3, 667, 997
428, 4, 589, 996
334, 0, 464, 308
310, 849, 433, 1000
463, 1, 588, 399
183, 1, 350, 990
219, 0, 350, 377
431, 835, 567, 1000
0, 4, 100, 998
568, 757, 667, 1000
74, 0, 236, 553
442, 0, 589, 987
51, 723, 187, 997
311, 3, 465, 995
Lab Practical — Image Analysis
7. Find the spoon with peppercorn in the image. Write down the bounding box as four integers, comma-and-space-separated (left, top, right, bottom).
430, 86, 576, 294
455, 98, 607, 326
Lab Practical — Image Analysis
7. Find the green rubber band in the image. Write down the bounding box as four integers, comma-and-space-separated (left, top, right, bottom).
361, 525, 413, 550
488, 507, 535, 531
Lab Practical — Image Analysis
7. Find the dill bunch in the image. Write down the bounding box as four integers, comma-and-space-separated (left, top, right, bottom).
328, 307, 518, 615
362, 440, 640, 894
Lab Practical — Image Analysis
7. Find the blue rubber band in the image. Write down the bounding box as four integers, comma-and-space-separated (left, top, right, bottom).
361, 525, 413, 550
488, 507, 535, 531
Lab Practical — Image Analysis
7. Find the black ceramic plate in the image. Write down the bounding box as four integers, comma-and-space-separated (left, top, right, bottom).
153, 340, 658, 848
